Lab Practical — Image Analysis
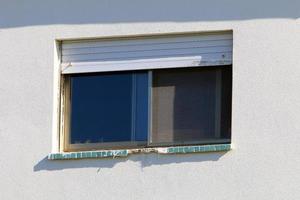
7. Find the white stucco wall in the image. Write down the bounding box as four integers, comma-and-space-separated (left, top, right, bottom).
0, 0, 300, 199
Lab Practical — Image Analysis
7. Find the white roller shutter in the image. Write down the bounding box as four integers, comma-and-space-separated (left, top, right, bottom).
61, 32, 232, 74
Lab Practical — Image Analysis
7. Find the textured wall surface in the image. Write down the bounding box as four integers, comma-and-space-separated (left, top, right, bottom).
0, 0, 300, 199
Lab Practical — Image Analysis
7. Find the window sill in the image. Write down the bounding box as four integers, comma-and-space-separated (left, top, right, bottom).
48, 144, 231, 160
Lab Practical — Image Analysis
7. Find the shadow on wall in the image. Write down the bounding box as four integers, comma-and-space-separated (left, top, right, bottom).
33, 152, 227, 172
1, 0, 300, 28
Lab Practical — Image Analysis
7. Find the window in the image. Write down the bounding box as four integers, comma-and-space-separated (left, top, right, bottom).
59, 32, 233, 152
151, 67, 232, 146
63, 71, 149, 151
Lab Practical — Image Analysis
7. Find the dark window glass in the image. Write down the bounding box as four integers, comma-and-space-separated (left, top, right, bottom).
69, 71, 149, 145
151, 66, 232, 146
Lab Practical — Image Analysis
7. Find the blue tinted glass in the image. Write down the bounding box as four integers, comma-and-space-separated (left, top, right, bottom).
134, 72, 149, 141
69, 71, 148, 144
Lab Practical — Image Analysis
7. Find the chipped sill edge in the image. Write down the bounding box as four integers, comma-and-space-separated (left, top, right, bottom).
48, 143, 231, 160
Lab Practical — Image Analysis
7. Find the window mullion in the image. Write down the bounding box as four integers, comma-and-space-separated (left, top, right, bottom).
147, 70, 153, 146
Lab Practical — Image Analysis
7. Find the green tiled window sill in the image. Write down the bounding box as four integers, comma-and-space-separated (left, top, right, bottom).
48, 144, 231, 160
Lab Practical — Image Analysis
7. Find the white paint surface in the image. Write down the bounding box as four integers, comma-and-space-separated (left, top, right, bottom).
0, 0, 300, 199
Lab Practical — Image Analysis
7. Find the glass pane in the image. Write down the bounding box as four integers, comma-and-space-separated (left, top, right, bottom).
69, 71, 149, 145
151, 66, 232, 145
134, 72, 150, 141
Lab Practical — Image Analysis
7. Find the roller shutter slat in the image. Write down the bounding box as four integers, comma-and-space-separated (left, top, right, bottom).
61, 32, 232, 73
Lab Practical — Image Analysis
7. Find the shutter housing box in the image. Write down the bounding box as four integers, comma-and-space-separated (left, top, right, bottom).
61, 32, 233, 74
